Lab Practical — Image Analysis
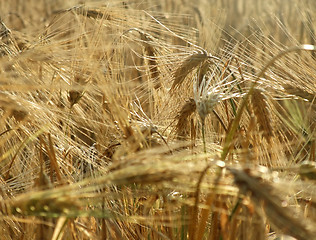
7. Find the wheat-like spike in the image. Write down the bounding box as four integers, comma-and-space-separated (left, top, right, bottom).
0, 19, 11, 40
171, 51, 208, 90
197, 93, 223, 122
126, 28, 160, 88
140, 32, 160, 88
81, 9, 110, 20
68, 74, 87, 107
197, 60, 210, 88
299, 161, 316, 180
0, 93, 28, 121
251, 88, 273, 143
175, 98, 196, 139
222, 45, 316, 161
306, 11, 316, 58
228, 167, 316, 240
283, 84, 315, 103
55, 6, 112, 20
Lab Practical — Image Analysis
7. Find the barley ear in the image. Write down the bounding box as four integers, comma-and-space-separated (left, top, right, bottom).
175, 98, 196, 139
0, 19, 11, 40
171, 52, 208, 91
251, 88, 273, 143
197, 60, 210, 88
283, 84, 315, 103
68, 74, 86, 107
137, 29, 160, 88
229, 167, 316, 240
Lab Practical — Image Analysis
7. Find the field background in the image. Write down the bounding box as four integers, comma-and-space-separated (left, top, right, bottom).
0, 0, 315, 239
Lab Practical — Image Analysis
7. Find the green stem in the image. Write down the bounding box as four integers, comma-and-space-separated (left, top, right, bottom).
202, 118, 206, 153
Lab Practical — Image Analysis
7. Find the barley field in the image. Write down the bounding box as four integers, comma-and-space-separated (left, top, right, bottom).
0, 0, 315, 239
